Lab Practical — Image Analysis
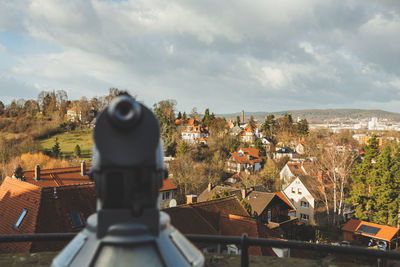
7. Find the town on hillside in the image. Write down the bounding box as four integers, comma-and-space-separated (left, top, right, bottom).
1, 90, 400, 264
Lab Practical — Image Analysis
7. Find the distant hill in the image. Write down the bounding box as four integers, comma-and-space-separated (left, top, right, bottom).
219, 109, 400, 123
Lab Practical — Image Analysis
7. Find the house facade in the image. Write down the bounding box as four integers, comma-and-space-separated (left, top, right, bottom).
158, 178, 178, 208
240, 126, 256, 143
181, 125, 210, 144
227, 148, 262, 173
283, 177, 318, 225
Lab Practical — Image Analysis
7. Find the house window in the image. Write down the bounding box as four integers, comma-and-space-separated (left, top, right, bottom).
166, 191, 170, 199
291, 187, 295, 193
13, 209, 28, 230
298, 188, 302, 194
300, 213, 309, 221
162, 192, 166, 200
301, 201, 309, 208
267, 209, 271, 223
70, 210, 85, 229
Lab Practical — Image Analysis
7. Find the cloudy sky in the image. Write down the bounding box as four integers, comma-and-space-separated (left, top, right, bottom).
0, 0, 400, 113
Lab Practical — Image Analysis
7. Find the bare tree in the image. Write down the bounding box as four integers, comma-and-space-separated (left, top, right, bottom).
311, 137, 358, 224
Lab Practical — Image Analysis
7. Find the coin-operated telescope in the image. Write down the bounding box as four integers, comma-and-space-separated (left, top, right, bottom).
52, 95, 204, 267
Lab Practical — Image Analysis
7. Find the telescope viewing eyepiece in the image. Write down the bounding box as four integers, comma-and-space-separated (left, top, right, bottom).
107, 95, 142, 130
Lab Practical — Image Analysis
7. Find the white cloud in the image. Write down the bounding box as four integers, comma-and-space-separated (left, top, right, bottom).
0, 0, 400, 113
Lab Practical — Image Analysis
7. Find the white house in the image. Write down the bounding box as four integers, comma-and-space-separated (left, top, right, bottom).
283, 171, 329, 226
181, 125, 209, 144
279, 161, 313, 188
239, 126, 256, 143
227, 148, 262, 173
275, 147, 296, 159
283, 177, 316, 225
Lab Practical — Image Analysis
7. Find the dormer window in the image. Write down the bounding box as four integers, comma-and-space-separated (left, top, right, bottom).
13, 209, 27, 230
70, 210, 84, 230
298, 188, 302, 194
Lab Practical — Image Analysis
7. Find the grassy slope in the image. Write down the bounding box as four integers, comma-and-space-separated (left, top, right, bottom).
40, 129, 93, 160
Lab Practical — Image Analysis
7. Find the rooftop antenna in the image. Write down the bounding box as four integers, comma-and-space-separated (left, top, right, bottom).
52, 95, 204, 267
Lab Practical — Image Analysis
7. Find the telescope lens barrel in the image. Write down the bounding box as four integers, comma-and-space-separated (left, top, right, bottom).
107, 96, 142, 129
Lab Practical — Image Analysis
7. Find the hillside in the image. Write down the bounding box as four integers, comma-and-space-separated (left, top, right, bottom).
220, 109, 400, 123
40, 129, 93, 160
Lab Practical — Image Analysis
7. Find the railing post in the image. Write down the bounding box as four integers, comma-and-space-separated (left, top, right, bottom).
241, 233, 249, 267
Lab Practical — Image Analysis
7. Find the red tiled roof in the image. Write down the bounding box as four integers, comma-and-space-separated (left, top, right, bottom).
231, 148, 262, 164
23, 166, 92, 187
0, 177, 96, 253
221, 214, 263, 255
342, 219, 400, 242
241, 126, 255, 136
165, 198, 277, 256
161, 178, 177, 191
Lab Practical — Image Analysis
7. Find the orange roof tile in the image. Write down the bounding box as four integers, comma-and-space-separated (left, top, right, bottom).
230, 148, 262, 164
342, 219, 400, 242
23, 166, 92, 187
0, 177, 96, 253
161, 178, 177, 191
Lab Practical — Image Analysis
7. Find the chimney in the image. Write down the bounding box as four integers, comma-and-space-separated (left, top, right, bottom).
241, 110, 244, 124
34, 165, 40, 181
241, 188, 247, 199
186, 194, 197, 204
81, 161, 86, 176
208, 183, 212, 192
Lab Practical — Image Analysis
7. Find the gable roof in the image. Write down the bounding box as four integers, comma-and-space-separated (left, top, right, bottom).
164, 205, 218, 235
164, 196, 249, 235
22, 166, 92, 187
275, 191, 296, 211
164, 198, 277, 256
161, 178, 177, 191
241, 126, 255, 136
230, 148, 262, 165
198, 185, 241, 202
191, 196, 249, 219
0, 177, 96, 253
296, 175, 324, 200
342, 219, 400, 242
220, 214, 276, 256
286, 162, 307, 177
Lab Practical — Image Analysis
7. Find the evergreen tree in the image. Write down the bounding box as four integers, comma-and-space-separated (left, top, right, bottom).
182, 112, 187, 119
52, 138, 61, 158
261, 114, 276, 141
202, 108, 211, 127
177, 111, 182, 120
370, 146, 400, 226
297, 119, 309, 137
176, 141, 189, 157
254, 138, 266, 156
235, 116, 240, 126
74, 144, 81, 158
349, 135, 381, 222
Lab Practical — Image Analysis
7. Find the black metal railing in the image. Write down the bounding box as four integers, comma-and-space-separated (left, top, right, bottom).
1, 233, 400, 267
